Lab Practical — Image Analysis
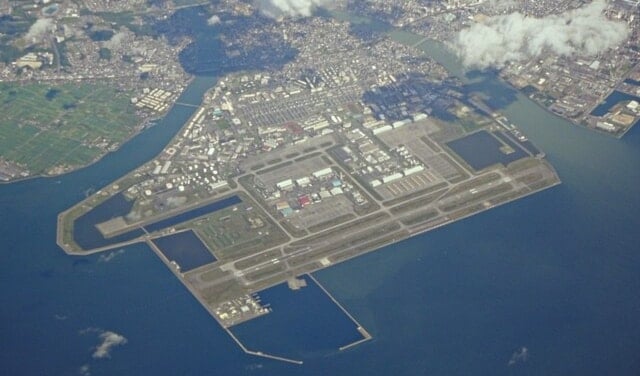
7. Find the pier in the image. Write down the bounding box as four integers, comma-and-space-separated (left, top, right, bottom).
308, 274, 373, 350
146, 238, 304, 365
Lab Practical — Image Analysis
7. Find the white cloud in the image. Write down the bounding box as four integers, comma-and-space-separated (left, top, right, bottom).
508, 346, 529, 366
254, 0, 333, 18
98, 249, 125, 263
24, 18, 55, 42
78, 364, 91, 376
92, 331, 128, 359
453, 0, 629, 69
79, 327, 128, 359
79, 327, 100, 335
207, 15, 221, 26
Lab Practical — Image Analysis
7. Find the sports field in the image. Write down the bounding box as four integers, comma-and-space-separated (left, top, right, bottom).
0, 83, 140, 175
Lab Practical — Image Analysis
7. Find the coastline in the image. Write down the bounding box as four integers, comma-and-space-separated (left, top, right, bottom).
0, 75, 196, 185
404, 33, 637, 140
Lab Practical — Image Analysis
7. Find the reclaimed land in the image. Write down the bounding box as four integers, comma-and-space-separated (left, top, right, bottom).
57, 127, 560, 371
58, 150, 560, 318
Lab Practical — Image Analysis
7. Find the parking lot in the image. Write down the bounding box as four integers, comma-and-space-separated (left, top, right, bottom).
288, 194, 353, 230
375, 170, 443, 200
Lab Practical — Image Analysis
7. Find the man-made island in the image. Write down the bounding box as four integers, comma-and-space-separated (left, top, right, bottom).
57, 10, 559, 363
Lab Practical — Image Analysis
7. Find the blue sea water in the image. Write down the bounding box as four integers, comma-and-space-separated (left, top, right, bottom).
152, 230, 216, 272
2, 13, 640, 376
231, 275, 364, 361
446, 130, 528, 170
73, 193, 144, 250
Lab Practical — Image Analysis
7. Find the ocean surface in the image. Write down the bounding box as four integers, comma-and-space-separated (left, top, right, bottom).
2, 13, 640, 376
231, 275, 365, 361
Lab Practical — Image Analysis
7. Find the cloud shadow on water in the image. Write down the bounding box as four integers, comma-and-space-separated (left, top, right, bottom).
151, 6, 299, 76
462, 71, 520, 111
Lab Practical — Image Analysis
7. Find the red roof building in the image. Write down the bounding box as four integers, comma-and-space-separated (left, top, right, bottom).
297, 195, 311, 207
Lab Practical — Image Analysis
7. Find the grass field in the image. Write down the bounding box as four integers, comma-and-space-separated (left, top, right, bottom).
193, 200, 289, 260
0, 82, 139, 175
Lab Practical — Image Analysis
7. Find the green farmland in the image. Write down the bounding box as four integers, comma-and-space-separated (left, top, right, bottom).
0, 82, 140, 176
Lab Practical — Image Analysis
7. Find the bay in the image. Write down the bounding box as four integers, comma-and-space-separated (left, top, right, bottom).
1, 14, 639, 376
